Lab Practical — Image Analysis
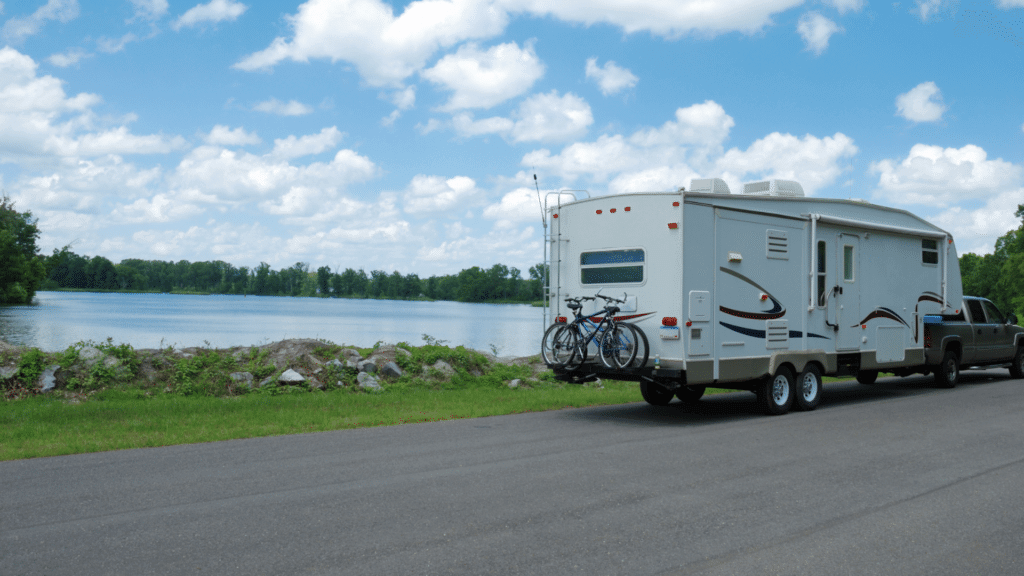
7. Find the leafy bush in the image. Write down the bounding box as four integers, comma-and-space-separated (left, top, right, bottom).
16, 348, 47, 383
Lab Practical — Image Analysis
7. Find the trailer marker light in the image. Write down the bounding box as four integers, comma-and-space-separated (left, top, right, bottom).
552, 214, 558, 218
668, 222, 678, 229
662, 317, 677, 326
672, 202, 680, 207
685, 321, 693, 327
556, 316, 567, 323
610, 208, 617, 213
596, 210, 602, 214
625, 207, 631, 211
862, 324, 867, 329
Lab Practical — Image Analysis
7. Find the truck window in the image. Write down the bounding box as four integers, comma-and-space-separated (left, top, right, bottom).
966, 300, 986, 323
817, 241, 827, 306
580, 249, 644, 285
922, 239, 939, 264
982, 300, 1004, 324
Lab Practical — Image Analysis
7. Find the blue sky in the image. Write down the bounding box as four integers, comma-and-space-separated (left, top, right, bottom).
1, 0, 1022, 276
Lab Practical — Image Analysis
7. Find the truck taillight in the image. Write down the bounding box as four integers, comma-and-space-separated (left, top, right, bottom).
924, 326, 932, 348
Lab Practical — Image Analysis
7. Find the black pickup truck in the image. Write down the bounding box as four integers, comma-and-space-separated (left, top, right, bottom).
918, 296, 1024, 387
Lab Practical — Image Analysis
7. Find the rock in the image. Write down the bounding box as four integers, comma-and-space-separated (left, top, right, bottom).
333, 380, 346, 388
78, 346, 104, 367
380, 361, 403, 378
307, 377, 324, 390
357, 372, 381, 390
508, 378, 521, 389
229, 372, 254, 387
427, 360, 455, 379
356, 360, 377, 374
326, 359, 344, 369
345, 360, 358, 370
258, 376, 275, 388
39, 365, 60, 392
278, 369, 306, 384
342, 348, 362, 362
0, 366, 17, 380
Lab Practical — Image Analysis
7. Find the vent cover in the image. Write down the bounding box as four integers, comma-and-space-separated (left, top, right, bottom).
689, 178, 731, 194
766, 320, 789, 349
766, 229, 789, 260
742, 179, 805, 197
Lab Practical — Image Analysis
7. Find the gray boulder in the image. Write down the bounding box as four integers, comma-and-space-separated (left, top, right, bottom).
342, 348, 362, 362
427, 360, 455, 379
39, 365, 60, 392
0, 366, 17, 380
326, 359, 344, 369
258, 376, 275, 388
508, 378, 521, 389
278, 369, 306, 384
356, 360, 377, 374
357, 372, 381, 390
380, 361, 403, 378
78, 346, 104, 367
229, 372, 254, 388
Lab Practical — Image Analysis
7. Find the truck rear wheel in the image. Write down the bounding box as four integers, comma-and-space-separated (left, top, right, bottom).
675, 385, 705, 403
640, 381, 674, 406
758, 367, 794, 415
934, 351, 959, 388
795, 365, 822, 411
855, 370, 878, 385
1010, 347, 1024, 379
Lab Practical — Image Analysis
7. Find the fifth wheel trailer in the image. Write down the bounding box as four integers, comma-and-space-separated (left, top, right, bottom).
544, 178, 971, 414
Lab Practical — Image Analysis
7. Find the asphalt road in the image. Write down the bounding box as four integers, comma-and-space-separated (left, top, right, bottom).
3, 370, 1024, 576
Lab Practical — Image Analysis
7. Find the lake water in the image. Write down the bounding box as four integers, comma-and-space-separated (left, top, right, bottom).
0, 292, 545, 357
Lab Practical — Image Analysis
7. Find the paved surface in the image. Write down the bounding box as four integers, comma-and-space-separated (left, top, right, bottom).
3, 370, 1024, 575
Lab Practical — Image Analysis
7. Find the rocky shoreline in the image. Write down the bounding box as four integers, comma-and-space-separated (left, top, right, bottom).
0, 338, 551, 401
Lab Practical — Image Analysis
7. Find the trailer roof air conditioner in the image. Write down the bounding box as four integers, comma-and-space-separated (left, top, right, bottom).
689, 178, 731, 194
742, 179, 805, 197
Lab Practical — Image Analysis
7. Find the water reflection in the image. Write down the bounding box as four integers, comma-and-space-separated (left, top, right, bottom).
0, 292, 545, 356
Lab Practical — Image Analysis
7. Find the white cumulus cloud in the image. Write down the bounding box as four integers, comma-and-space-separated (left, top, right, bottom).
797, 12, 842, 55
269, 126, 344, 159
870, 143, 1022, 206
204, 125, 261, 146
450, 91, 593, 143
253, 98, 314, 116
403, 174, 482, 214
824, 0, 865, 13
173, 0, 248, 31
421, 41, 544, 111
714, 132, 858, 195
585, 58, 638, 96
128, 0, 169, 22
1, 0, 79, 44
896, 81, 947, 123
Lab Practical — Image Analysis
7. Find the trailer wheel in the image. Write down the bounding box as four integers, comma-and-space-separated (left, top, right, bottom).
795, 365, 822, 411
640, 381, 674, 406
1010, 347, 1024, 379
675, 385, 705, 403
758, 367, 794, 415
934, 350, 959, 389
855, 370, 878, 385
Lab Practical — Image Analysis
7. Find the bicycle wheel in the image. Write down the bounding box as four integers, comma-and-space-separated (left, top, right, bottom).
563, 328, 587, 371
624, 324, 649, 371
600, 324, 638, 369
541, 324, 578, 367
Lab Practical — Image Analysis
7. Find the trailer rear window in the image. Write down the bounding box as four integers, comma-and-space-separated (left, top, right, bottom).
580, 249, 644, 285
922, 239, 939, 264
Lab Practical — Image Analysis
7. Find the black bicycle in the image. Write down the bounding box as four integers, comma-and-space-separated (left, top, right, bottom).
541, 294, 648, 371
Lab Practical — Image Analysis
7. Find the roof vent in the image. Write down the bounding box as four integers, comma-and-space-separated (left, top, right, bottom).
742, 179, 804, 197
689, 178, 731, 194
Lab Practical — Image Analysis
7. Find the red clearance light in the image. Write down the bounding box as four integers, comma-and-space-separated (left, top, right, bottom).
668, 222, 678, 229
610, 208, 617, 213
624, 206, 631, 211
686, 321, 693, 327
662, 317, 677, 326
672, 202, 680, 207
552, 214, 558, 218
596, 210, 602, 214
556, 316, 567, 323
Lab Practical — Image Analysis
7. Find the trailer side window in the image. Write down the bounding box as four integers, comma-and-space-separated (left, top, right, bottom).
843, 245, 854, 282
922, 239, 939, 264
580, 249, 644, 285
816, 241, 827, 306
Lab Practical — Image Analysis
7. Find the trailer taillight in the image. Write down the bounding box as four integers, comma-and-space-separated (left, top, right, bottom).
662, 317, 677, 326
924, 326, 932, 348
556, 316, 567, 323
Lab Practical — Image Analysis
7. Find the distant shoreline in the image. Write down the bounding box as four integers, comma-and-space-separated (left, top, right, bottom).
33, 289, 546, 307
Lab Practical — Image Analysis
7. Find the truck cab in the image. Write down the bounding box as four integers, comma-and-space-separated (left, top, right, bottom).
923, 296, 1024, 386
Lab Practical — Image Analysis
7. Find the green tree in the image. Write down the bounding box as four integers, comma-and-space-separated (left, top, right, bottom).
0, 196, 45, 304
317, 266, 332, 296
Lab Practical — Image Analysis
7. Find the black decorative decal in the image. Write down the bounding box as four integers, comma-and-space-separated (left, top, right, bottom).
854, 307, 909, 329
717, 267, 786, 320
720, 322, 830, 340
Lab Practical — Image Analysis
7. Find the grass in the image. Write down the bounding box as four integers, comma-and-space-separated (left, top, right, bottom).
0, 382, 644, 460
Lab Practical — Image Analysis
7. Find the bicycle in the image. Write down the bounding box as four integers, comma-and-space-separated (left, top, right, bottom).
541, 293, 648, 371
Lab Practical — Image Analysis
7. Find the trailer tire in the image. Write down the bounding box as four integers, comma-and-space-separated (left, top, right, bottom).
1010, 347, 1024, 379
640, 381, 674, 406
855, 370, 878, 385
676, 385, 705, 403
934, 350, 959, 389
795, 365, 822, 411
758, 366, 794, 415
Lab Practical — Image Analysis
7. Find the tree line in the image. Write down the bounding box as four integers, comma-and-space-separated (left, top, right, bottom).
959, 204, 1024, 319
39, 247, 548, 303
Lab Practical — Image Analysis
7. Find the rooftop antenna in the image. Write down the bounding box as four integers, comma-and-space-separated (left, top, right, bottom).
534, 172, 546, 231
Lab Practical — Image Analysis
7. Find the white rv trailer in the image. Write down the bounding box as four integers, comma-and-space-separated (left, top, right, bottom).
544, 178, 964, 414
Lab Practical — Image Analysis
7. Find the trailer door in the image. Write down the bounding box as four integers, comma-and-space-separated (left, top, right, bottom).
836, 234, 861, 350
